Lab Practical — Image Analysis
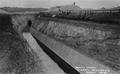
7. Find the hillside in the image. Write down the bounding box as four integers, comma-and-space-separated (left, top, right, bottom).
0, 9, 8, 14
0, 7, 48, 12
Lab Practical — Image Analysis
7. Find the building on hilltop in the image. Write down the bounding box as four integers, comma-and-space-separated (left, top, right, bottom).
49, 3, 81, 13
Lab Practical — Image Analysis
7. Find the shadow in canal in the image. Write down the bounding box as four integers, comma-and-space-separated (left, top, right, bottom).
33, 36, 80, 74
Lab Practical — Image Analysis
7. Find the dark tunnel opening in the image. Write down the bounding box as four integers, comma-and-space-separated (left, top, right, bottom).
22, 20, 32, 32
28, 20, 32, 27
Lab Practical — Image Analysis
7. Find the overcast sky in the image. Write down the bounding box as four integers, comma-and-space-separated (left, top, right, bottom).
0, 0, 120, 9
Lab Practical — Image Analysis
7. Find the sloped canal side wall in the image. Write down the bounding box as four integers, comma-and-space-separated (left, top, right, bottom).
31, 17, 120, 74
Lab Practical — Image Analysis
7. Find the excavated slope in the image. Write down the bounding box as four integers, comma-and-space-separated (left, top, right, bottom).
32, 17, 120, 73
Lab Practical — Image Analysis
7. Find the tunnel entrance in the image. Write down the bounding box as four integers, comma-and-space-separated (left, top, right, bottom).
22, 20, 32, 32
28, 20, 32, 27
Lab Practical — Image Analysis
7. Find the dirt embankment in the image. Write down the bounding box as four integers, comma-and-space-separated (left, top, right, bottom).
32, 17, 120, 72
0, 14, 45, 74
11, 14, 35, 33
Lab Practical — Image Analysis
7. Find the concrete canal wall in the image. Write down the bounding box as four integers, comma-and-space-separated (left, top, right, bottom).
11, 15, 120, 74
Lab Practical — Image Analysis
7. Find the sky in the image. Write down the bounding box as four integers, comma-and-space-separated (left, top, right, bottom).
0, 0, 120, 9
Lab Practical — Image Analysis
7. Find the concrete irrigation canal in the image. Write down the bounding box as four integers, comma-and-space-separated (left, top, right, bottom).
0, 13, 120, 74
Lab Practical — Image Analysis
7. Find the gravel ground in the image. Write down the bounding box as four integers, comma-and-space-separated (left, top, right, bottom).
0, 33, 45, 74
